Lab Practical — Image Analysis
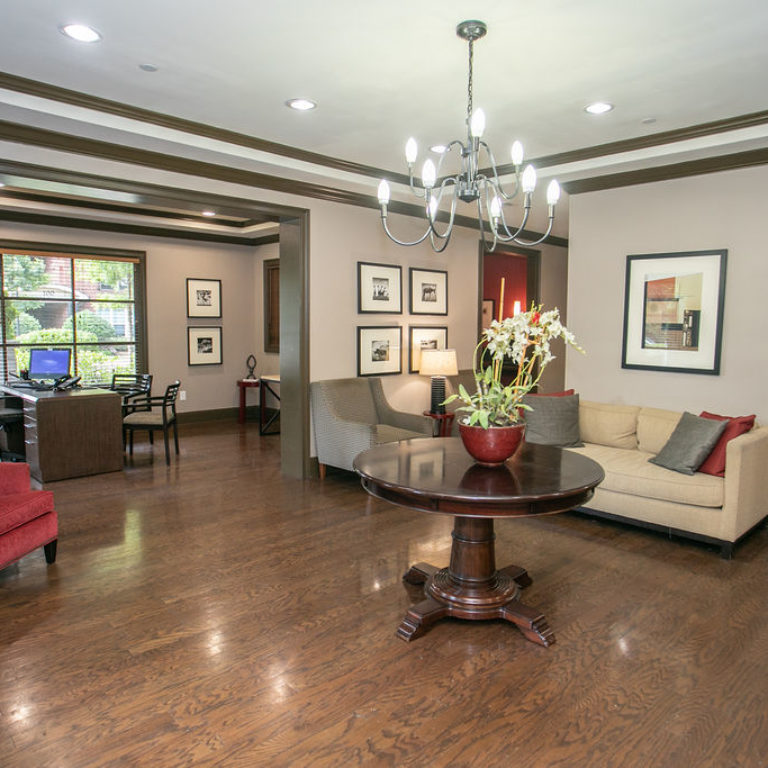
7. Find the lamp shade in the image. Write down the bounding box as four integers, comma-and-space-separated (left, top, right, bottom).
420, 348, 459, 376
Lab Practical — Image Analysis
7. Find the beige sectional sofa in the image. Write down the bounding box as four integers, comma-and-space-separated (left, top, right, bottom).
567, 401, 768, 557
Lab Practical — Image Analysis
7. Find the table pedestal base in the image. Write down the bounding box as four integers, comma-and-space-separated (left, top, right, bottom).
397, 516, 555, 646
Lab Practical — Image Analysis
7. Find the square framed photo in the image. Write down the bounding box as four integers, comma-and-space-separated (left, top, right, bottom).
187, 278, 222, 318
358, 261, 402, 314
409, 325, 448, 373
622, 249, 727, 375
188, 326, 222, 366
357, 326, 402, 376
410, 267, 447, 315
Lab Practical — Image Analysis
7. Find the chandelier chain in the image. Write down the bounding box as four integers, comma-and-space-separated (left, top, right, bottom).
467, 38, 474, 125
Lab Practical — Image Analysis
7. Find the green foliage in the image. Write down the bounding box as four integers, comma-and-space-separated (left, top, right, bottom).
2, 254, 48, 294
9, 312, 41, 336
75, 310, 117, 341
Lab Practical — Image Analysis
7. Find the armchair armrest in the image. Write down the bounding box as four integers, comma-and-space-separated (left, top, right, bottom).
721, 426, 768, 541
0, 462, 31, 494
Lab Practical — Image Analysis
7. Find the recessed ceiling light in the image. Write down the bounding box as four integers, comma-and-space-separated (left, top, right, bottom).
286, 98, 317, 112
585, 102, 614, 115
60, 23, 102, 43
430, 145, 448, 154
641, 116, 657, 125
201, 210, 217, 217
139, 63, 158, 73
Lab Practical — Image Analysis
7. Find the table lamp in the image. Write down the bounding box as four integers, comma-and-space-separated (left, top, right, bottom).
420, 348, 459, 414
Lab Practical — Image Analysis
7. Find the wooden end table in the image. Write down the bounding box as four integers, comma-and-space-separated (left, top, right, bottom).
354, 438, 604, 646
237, 379, 260, 424
423, 411, 455, 437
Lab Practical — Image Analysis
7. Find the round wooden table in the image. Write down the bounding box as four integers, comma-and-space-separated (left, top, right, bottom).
354, 437, 604, 646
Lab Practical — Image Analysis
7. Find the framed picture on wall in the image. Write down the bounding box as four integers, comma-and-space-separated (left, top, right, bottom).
409, 325, 448, 373
622, 249, 727, 375
358, 262, 402, 314
188, 326, 223, 366
409, 267, 447, 315
481, 299, 495, 327
187, 278, 222, 318
357, 326, 402, 376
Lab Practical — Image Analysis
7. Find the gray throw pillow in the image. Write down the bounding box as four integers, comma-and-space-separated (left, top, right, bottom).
649, 411, 728, 475
521, 393, 583, 447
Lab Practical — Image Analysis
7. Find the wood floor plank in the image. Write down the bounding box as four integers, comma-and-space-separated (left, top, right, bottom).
2, 421, 767, 767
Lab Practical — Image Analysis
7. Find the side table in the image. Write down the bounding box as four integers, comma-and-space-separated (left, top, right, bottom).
237, 379, 260, 424
423, 411, 455, 437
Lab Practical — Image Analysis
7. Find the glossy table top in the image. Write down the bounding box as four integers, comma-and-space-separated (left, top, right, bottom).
354, 437, 605, 518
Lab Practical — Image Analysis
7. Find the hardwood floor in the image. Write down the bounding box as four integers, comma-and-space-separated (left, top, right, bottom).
2, 421, 767, 767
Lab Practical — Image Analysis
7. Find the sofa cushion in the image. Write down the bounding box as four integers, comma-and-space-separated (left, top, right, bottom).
579, 401, 639, 449
637, 407, 682, 454
522, 393, 582, 447
649, 412, 728, 475
569, 443, 724, 508
697, 412, 756, 477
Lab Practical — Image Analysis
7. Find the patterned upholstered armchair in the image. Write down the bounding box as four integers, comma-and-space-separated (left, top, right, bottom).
310, 377, 433, 477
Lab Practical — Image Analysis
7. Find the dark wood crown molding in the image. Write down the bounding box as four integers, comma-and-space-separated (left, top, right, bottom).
0, 71, 410, 186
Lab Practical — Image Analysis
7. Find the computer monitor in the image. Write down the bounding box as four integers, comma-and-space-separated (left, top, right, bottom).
28, 348, 71, 381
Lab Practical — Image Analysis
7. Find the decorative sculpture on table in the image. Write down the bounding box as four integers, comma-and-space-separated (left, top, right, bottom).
245, 354, 257, 380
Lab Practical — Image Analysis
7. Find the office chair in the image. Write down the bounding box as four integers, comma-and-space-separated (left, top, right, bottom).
0, 397, 24, 462
122, 380, 181, 465
111, 373, 153, 410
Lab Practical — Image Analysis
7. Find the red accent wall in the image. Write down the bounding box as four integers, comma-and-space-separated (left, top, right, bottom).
483, 253, 527, 320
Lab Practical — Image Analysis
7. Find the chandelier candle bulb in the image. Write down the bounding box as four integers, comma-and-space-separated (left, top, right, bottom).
511, 140, 524, 167
546, 180, 561, 206
405, 138, 418, 165
490, 196, 502, 220
422, 159, 437, 189
377, 179, 391, 206
522, 165, 537, 193
470, 108, 486, 138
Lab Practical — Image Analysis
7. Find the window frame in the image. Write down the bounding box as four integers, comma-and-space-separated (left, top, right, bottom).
0, 240, 148, 381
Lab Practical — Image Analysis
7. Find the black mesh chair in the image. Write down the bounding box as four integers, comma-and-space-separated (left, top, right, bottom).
122, 380, 180, 465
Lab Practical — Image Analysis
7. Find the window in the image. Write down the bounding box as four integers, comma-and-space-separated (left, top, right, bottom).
0, 243, 146, 384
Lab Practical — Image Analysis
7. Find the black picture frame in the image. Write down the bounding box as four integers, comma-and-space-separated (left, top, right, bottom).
186, 278, 222, 318
621, 249, 727, 375
188, 326, 223, 366
357, 261, 402, 314
357, 326, 402, 376
409, 267, 448, 315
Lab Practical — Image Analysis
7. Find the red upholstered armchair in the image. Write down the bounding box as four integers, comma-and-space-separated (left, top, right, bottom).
0, 463, 58, 572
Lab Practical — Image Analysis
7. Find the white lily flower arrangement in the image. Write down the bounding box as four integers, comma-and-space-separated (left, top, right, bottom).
445, 304, 583, 428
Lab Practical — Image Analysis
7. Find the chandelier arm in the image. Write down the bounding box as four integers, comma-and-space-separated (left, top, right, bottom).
426, 185, 459, 241
429, 229, 452, 254
407, 167, 427, 199
509, 214, 555, 247
379, 211, 432, 247
494, 196, 533, 241
434, 140, 465, 179
476, 196, 499, 253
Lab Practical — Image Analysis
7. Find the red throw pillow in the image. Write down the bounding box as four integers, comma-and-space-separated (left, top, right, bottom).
697, 411, 756, 476
527, 389, 575, 397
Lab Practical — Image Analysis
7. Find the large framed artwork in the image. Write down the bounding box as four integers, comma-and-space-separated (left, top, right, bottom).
358, 261, 402, 314
188, 326, 223, 366
622, 249, 727, 375
409, 267, 448, 315
357, 326, 402, 376
186, 278, 222, 318
408, 325, 448, 373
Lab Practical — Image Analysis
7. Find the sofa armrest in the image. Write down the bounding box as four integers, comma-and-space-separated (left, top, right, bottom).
0, 462, 31, 494
721, 426, 768, 541
314, 419, 383, 473
377, 407, 433, 435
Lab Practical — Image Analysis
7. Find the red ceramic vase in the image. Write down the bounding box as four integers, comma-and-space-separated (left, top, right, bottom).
459, 422, 526, 467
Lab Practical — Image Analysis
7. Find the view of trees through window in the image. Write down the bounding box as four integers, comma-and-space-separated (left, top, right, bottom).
1, 248, 144, 384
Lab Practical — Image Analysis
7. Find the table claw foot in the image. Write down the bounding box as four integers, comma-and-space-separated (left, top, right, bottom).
500, 601, 556, 647
396, 598, 448, 642
499, 564, 533, 589
402, 562, 438, 586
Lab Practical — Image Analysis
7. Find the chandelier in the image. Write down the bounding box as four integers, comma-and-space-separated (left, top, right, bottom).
376, 20, 560, 253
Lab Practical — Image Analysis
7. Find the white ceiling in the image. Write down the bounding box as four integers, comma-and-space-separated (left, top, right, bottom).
0, 0, 767, 239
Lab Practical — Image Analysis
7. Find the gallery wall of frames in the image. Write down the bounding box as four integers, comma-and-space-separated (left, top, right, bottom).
356, 261, 450, 378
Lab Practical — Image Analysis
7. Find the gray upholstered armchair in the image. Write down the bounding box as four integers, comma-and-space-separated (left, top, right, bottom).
310, 377, 433, 477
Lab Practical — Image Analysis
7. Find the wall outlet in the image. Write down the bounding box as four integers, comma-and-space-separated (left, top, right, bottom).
179, 390, 187, 401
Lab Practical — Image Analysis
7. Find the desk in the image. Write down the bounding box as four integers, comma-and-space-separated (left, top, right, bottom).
354, 438, 604, 645
1, 385, 123, 483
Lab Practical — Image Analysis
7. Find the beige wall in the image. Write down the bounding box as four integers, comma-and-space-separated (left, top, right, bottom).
566, 164, 768, 422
